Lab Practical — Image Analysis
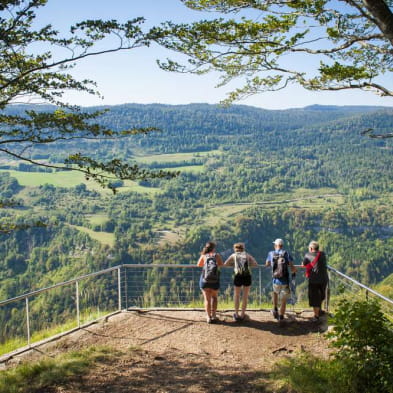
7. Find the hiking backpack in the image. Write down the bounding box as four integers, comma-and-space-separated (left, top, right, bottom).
272, 251, 289, 279
234, 252, 250, 276
202, 253, 219, 283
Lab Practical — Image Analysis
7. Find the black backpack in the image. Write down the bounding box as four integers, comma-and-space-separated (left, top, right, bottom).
203, 253, 219, 283
234, 252, 250, 276
272, 251, 289, 280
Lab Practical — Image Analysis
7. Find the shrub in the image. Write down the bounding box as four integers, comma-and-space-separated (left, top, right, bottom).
273, 299, 393, 393
328, 298, 393, 393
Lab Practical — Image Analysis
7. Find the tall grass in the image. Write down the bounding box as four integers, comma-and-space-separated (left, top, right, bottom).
0, 309, 112, 356
0, 346, 118, 393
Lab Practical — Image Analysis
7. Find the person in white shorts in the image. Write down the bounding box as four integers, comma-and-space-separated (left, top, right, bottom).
265, 239, 297, 321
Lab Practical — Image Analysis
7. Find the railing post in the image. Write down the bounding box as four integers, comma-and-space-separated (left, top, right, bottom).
118, 267, 122, 311
124, 266, 128, 311
192, 269, 195, 303
76, 281, 80, 328
325, 279, 329, 312
259, 266, 262, 305
26, 297, 31, 346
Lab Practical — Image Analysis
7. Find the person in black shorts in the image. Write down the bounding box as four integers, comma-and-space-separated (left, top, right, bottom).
197, 241, 224, 323
302, 241, 329, 322
224, 243, 258, 321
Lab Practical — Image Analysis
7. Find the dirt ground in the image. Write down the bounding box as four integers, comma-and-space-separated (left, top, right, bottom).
2, 309, 331, 392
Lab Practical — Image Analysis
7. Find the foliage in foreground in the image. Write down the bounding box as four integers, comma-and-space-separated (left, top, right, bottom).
273, 299, 393, 393
0, 346, 117, 393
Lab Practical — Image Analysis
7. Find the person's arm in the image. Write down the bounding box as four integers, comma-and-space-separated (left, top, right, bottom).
302, 257, 309, 266
287, 252, 297, 273
265, 251, 271, 267
216, 253, 224, 267
289, 261, 297, 274
224, 254, 234, 266
197, 255, 205, 267
247, 254, 258, 267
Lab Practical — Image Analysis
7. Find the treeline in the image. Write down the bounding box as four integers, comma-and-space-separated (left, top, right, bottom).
0, 103, 393, 342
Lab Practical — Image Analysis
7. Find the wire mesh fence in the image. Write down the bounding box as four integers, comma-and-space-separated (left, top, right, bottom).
122, 264, 270, 309
0, 263, 392, 359
0, 267, 121, 356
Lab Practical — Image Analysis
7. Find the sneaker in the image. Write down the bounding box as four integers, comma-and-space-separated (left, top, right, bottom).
233, 313, 241, 322
271, 309, 279, 320
211, 316, 219, 323
278, 315, 284, 321
310, 316, 320, 322
207, 316, 212, 324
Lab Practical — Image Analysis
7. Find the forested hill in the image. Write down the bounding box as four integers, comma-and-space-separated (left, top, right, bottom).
0, 103, 393, 337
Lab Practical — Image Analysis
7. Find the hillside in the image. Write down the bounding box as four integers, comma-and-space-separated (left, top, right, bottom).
1, 103, 393, 348
3, 309, 330, 392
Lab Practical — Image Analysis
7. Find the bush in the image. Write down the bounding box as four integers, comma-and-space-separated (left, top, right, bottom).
273, 299, 393, 393
328, 298, 393, 393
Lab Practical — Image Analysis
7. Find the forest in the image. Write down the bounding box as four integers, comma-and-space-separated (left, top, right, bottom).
0, 103, 393, 342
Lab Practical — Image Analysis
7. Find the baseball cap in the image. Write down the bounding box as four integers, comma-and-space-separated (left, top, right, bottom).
273, 238, 284, 246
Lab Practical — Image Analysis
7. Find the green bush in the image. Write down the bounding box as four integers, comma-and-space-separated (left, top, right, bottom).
273, 299, 393, 393
328, 298, 393, 393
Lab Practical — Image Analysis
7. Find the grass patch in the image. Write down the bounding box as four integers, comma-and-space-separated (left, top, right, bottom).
0, 170, 161, 195
0, 346, 119, 393
120, 180, 161, 195
270, 353, 346, 393
134, 150, 221, 164
164, 165, 204, 173
0, 310, 115, 357
86, 214, 109, 226
70, 225, 115, 247
1, 169, 88, 188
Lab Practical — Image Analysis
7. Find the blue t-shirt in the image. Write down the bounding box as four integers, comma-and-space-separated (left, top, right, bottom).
266, 249, 293, 285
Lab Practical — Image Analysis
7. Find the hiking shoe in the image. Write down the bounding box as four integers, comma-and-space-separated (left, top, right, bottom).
233, 313, 241, 322
311, 316, 320, 322
271, 309, 279, 320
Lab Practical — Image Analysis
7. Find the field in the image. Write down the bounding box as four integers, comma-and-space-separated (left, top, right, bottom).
133, 150, 221, 164
0, 170, 161, 195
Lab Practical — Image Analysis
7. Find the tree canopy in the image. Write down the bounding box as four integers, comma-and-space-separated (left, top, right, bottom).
0, 0, 176, 196
152, 0, 393, 112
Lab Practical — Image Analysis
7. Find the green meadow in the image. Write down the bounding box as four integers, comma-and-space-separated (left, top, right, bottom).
133, 150, 220, 163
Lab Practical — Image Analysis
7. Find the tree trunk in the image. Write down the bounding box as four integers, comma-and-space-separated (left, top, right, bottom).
362, 0, 393, 46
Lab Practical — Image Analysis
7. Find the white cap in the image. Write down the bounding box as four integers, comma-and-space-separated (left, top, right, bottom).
273, 238, 284, 246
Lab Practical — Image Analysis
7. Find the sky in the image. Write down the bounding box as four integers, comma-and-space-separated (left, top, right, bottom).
32, 0, 393, 110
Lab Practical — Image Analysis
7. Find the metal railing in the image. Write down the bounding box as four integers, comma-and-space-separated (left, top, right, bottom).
0, 263, 392, 360
327, 266, 393, 316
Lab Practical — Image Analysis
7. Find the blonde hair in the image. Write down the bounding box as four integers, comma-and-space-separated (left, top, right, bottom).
233, 242, 245, 252
308, 241, 319, 251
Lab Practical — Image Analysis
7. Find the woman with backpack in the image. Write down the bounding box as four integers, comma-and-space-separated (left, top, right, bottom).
197, 241, 224, 323
224, 242, 258, 321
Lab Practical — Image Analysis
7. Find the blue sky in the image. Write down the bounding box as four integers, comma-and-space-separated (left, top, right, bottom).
36, 0, 393, 110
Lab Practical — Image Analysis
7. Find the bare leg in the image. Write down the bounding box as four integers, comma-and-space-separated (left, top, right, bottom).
279, 298, 287, 317
234, 286, 241, 317
240, 286, 251, 318
313, 306, 320, 317
273, 291, 278, 309
202, 289, 212, 319
211, 289, 218, 318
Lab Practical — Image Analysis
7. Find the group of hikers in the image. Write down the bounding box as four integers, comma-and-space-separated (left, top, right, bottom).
197, 238, 329, 324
